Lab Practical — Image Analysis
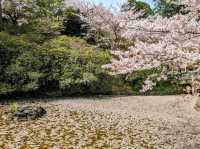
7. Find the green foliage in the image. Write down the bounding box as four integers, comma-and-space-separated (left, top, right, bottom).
19, 32, 51, 44
0, 32, 34, 75
0, 32, 185, 96
122, 0, 153, 17
63, 7, 89, 37
0, 0, 187, 97
152, 81, 183, 95
32, 0, 64, 18
111, 75, 135, 95
0, 33, 113, 96
154, 0, 184, 17
40, 36, 112, 95
126, 68, 182, 95
1, 0, 65, 35
126, 69, 159, 93
10, 102, 18, 113
2, 0, 22, 25
66, 6, 74, 18
0, 32, 42, 94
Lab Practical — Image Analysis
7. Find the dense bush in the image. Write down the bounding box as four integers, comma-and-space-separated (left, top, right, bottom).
0, 32, 39, 94
39, 36, 112, 95
0, 33, 113, 96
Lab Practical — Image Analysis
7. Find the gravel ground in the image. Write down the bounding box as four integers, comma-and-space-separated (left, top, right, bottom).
0, 95, 200, 149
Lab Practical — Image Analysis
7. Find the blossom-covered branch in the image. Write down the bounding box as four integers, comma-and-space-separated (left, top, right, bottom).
77, 0, 200, 93
104, 0, 200, 92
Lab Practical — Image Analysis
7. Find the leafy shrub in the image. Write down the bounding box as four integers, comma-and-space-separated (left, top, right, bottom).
0, 32, 40, 94
39, 36, 112, 95
0, 33, 113, 96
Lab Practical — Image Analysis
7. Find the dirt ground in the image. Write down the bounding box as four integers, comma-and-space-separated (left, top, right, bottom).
0, 95, 200, 149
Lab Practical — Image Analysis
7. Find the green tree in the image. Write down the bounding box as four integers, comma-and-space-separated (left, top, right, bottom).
153, 0, 184, 17
1, 0, 65, 27
63, 7, 89, 36
29, 0, 65, 33
2, 0, 31, 25
31, 0, 64, 19
122, 0, 153, 17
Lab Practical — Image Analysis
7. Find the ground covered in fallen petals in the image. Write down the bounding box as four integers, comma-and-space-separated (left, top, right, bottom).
1, 96, 200, 149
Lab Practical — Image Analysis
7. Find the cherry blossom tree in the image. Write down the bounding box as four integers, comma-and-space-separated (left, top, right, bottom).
76, 0, 200, 93
111, 0, 200, 92
101, 0, 200, 93
77, 1, 139, 50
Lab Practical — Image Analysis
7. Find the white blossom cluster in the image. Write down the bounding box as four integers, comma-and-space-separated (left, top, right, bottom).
139, 79, 156, 93
102, 41, 200, 74
78, 0, 200, 92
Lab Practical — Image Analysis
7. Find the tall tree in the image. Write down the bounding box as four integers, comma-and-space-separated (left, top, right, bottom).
153, 0, 185, 17
121, 0, 153, 17
2, 0, 27, 25
32, 0, 64, 19
101, 0, 200, 93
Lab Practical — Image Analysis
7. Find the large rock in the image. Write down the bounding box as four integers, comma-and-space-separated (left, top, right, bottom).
14, 106, 47, 120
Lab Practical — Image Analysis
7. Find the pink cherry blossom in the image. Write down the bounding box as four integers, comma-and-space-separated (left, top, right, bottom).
78, 0, 200, 93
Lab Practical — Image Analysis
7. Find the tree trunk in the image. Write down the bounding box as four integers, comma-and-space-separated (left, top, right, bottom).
0, 0, 2, 31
